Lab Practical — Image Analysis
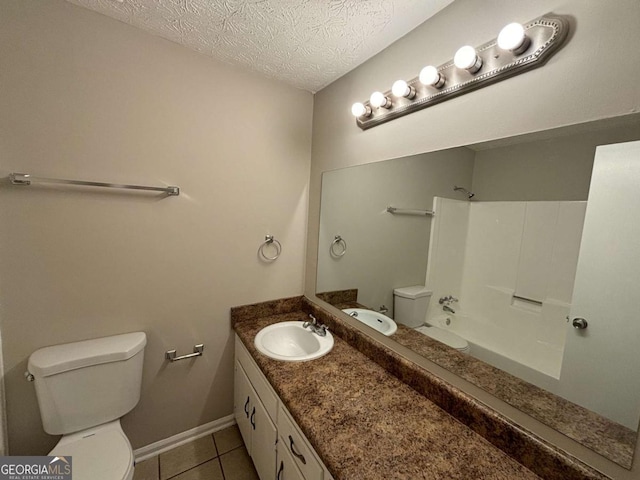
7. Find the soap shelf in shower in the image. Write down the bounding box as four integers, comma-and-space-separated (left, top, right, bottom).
386, 206, 435, 216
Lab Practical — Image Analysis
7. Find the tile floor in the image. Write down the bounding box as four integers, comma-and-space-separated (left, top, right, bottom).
133, 425, 258, 480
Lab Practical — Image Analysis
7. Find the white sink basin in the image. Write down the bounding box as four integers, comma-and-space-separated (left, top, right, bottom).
254, 321, 334, 362
342, 309, 398, 336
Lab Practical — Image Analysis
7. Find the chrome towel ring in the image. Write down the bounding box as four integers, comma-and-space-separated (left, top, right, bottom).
330, 235, 347, 258
259, 235, 282, 261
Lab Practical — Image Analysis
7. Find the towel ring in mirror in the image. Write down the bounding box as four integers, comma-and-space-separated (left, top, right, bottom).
330, 235, 347, 258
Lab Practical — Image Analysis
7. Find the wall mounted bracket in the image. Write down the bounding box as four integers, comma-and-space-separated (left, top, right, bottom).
355, 14, 570, 130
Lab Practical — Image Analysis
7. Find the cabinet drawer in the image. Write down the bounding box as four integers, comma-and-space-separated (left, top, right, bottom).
278, 406, 323, 480
235, 336, 279, 423
276, 440, 305, 480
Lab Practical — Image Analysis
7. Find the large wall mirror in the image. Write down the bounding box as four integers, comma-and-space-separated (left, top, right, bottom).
316, 113, 640, 468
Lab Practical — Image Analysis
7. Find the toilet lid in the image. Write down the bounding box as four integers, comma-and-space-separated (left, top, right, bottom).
416, 326, 469, 350
49, 421, 133, 480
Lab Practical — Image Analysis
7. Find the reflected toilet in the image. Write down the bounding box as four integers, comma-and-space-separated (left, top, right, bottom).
393, 286, 470, 354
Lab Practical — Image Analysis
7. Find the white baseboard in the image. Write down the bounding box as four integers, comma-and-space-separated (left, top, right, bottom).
133, 414, 236, 462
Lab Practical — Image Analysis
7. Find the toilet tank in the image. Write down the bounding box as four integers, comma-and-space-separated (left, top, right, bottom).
28, 332, 146, 435
393, 286, 432, 328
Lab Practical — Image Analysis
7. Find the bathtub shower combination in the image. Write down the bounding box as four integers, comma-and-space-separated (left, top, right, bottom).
407, 197, 588, 397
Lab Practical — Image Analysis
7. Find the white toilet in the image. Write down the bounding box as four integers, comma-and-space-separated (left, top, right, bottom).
28, 332, 147, 480
393, 286, 470, 354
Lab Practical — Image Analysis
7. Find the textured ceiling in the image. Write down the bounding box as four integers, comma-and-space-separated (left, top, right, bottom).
65, 0, 454, 92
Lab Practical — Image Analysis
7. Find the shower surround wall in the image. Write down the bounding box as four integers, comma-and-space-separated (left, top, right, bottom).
426, 198, 586, 382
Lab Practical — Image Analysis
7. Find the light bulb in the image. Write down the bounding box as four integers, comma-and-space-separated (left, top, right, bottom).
391, 80, 416, 99
454, 45, 482, 73
351, 102, 371, 118
419, 65, 445, 88
497, 23, 530, 54
370, 91, 391, 109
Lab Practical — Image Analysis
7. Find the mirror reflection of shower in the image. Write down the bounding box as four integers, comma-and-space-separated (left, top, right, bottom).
453, 185, 475, 199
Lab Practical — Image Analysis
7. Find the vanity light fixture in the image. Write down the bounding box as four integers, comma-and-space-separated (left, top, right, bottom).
419, 66, 446, 88
351, 14, 569, 130
370, 91, 392, 109
497, 22, 530, 54
351, 102, 372, 118
391, 80, 416, 99
454, 45, 483, 73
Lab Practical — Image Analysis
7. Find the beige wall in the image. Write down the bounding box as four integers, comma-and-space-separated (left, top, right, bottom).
0, 0, 312, 454
472, 118, 640, 201
317, 147, 474, 316
307, 0, 640, 477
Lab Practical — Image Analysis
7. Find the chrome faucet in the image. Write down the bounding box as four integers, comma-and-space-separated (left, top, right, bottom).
439, 295, 458, 314
377, 305, 389, 314
439, 295, 458, 305
303, 314, 329, 337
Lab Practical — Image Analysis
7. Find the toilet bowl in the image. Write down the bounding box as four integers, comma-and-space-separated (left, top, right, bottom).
49, 420, 134, 480
393, 286, 469, 354
28, 332, 146, 480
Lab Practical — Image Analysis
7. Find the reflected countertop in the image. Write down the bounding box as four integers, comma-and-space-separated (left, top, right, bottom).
326, 294, 635, 468
390, 323, 635, 466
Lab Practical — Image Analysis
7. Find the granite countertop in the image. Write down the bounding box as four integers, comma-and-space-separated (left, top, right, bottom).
232, 296, 611, 480
233, 311, 540, 479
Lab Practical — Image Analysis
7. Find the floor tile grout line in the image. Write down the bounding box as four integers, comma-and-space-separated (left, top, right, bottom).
160, 433, 219, 480
218, 454, 227, 480
213, 432, 227, 480
164, 455, 220, 480
217, 444, 245, 457
218, 444, 244, 480
212, 432, 220, 458
141, 429, 247, 480
147, 446, 251, 480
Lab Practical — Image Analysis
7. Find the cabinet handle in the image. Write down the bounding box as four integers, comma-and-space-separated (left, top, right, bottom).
250, 407, 256, 430
244, 396, 250, 418
277, 460, 284, 480
288, 435, 306, 464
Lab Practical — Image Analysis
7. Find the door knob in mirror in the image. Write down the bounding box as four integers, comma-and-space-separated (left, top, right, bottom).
572, 318, 588, 329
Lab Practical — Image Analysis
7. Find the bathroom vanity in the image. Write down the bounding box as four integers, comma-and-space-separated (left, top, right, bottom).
231, 296, 610, 480
235, 334, 333, 480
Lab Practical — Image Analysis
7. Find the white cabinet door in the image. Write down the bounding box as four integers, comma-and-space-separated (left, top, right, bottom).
234, 359, 277, 480
251, 390, 277, 480
234, 361, 253, 449
559, 140, 640, 429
